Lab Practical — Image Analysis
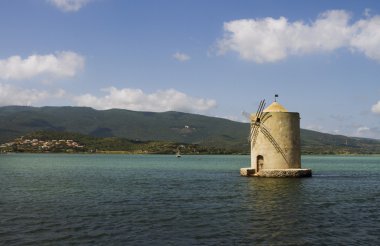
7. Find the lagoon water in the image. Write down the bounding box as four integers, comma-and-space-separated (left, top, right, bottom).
1, 154, 380, 245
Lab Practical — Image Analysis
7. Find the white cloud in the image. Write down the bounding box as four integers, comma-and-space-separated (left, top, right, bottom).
48, 0, 91, 12
0, 83, 65, 106
173, 52, 191, 62
305, 124, 324, 132
350, 16, 380, 61
217, 10, 380, 63
364, 8, 372, 18
74, 87, 217, 113
220, 114, 247, 122
353, 126, 380, 139
354, 126, 379, 138
357, 126, 370, 133
0, 51, 84, 80
371, 101, 380, 114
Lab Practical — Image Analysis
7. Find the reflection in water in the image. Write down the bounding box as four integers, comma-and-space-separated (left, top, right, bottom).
239, 173, 380, 245
243, 178, 309, 244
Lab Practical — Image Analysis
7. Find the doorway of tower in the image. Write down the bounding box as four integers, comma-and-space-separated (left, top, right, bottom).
257, 155, 264, 172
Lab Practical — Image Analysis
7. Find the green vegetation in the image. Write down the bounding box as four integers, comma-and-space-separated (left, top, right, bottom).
0, 106, 248, 152
1, 131, 238, 154
301, 129, 380, 155
1, 106, 380, 154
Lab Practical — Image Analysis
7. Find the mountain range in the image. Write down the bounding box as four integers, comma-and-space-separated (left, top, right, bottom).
1, 106, 380, 154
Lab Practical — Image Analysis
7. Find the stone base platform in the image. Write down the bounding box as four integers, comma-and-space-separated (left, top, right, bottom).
240, 167, 312, 178
240, 167, 256, 176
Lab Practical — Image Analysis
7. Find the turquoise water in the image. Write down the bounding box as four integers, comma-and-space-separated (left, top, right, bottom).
1, 154, 379, 245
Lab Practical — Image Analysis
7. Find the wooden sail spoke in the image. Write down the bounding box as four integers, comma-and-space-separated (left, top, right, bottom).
248, 124, 255, 142
260, 125, 289, 164
261, 113, 272, 124
248, 99, 266, 145
257, 100, 266, 120
255, 100, 265, 119
251, 126, 260, 146
249, 124, 259, 142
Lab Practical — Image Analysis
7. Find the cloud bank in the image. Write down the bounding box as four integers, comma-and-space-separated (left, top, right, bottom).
0, 51, 84, 80
173, 52, 191, 62
74, 87, 217, 113
354, 125, 380, 138
0, 83, 65, 106
217, 10, 380, 63
371, 101, 380, 114
47, 0, 91, 12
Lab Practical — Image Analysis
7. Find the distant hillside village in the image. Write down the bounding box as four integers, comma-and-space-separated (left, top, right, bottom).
0, 137, 85, 153
0, 131, 238, 155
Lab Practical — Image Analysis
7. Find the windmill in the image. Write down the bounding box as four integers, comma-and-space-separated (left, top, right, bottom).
240, 99, 311, 177
248, 99, 289, 165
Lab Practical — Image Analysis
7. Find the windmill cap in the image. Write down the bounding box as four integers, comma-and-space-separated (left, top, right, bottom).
263, 102, 288, 112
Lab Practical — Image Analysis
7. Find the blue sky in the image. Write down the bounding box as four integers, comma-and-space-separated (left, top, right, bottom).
1, 0, 380, 138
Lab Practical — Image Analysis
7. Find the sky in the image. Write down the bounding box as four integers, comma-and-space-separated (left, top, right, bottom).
1, 0, 380, 138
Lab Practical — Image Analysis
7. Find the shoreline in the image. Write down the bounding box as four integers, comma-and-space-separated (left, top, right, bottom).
2, 151, 380, 156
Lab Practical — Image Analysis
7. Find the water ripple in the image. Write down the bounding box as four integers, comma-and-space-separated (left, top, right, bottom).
1, 154, 380, 245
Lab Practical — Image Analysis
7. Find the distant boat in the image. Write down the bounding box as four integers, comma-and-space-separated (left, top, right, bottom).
176, 145, 185, 157
176, 150, 181, 158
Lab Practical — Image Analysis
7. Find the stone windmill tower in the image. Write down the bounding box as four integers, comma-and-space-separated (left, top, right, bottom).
241, 98, 312, 177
